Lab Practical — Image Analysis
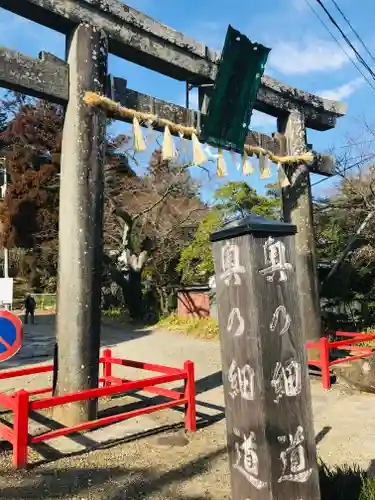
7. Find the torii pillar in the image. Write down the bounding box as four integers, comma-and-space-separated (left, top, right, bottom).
56, 23, 108, 424
278, 111, 321, 356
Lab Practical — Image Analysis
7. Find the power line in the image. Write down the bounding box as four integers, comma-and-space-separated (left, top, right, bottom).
304, 0, 375, 93
315, 0, 375, 79
314, 0, 375, 82
329, 0, 375, 66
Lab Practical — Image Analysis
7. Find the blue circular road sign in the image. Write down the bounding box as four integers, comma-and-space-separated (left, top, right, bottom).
0, 310, 23, 362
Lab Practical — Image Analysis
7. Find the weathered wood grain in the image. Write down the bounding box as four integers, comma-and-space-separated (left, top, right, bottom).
1, 0, 346, 129
257, 75, 345, 130
113, 83, 284, 156
0, 48, 285, 157
278, 111, 322, 354
56, 23, 108, 425
310, 154, 335, 176
0, 46, 68, 103
211, 219, 320, 499
0, 45, 335, 173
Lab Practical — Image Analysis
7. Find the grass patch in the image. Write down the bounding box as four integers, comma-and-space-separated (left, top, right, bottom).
319, 461, 375, 499
13, 293, 57, 311
157, 313, 219, 340
357, 328, 375, 349
328, 329, 375, 350
102, 308, 129, 323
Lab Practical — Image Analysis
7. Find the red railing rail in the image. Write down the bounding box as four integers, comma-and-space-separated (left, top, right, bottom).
0, 349, 196, 469
307, 332, 375, 389
0, 391, 16, 411
0, 364, 53, 380
331, 331, 361, 337
31, 372, 186, 410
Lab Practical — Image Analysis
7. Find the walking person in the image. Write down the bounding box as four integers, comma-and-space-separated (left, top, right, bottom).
24, 293, 36, 324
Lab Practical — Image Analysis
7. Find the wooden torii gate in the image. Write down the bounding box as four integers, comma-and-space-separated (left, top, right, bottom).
0, 0, 346, 425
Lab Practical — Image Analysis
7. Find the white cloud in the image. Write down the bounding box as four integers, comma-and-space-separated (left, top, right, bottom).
317, 77, 365, 101
269, 38, 350, 75
251, 110, 276, 131
189, 21, 226, 51
291, 0, 308, 11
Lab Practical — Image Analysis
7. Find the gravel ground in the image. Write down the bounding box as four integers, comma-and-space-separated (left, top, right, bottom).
0, 422, 230, 500
0, 315, 375, 498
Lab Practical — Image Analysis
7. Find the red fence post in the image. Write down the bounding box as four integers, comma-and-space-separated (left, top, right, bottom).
12, 389, 29, 469
320, 337, 331, 390
103, 349, 112, 387
184, 360, 196, 432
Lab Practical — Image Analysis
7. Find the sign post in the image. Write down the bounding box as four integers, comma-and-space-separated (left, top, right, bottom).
211, 214, 320, 500
0, 310, 23, 362
0, 278, 14, 310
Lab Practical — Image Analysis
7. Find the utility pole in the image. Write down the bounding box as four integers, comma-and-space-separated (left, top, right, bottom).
3, 162, 8, 280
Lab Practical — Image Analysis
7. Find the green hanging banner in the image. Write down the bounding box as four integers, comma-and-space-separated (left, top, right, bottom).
200, 25, 271, 152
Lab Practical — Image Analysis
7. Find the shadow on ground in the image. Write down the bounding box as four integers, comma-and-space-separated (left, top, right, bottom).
0, 448, 227, 499
1, 453, 374, 499
4, 391, 332, 469
40, 425, 185, 466
107, 368, 226, 430
315, 426, 332, 444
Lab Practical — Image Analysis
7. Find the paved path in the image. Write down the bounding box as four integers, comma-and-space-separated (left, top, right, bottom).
1, 315, 375, 486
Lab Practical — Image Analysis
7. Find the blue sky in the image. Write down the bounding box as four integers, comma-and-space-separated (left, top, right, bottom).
1, 0, 374, 201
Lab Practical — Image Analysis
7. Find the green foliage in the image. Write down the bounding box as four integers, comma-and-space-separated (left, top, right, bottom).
177, 181, 281, 284
359, 477, 375, 500
319, 461, 363, 499
157, 313, 219, 339
213, 181, 280, 220
177, 209, 222, 283
35, 293, 56, 310
353, 327, 375, 348
12, 291, 56, 311
102, 307, 129, 322
318, 461, 375, 500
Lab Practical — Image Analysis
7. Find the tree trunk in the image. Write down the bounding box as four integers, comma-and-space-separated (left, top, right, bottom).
127, 269, 143, 321
278, 111, 321, 360
56, 24, 108, 425
157, 287, 165, 315
163, 288, 170, 315
157, 286, 169, 316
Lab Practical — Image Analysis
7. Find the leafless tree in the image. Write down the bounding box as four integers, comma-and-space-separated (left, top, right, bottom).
102, 147, 207, 318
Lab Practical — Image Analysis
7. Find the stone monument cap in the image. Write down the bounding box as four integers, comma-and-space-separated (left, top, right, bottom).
210, 214, 297, 242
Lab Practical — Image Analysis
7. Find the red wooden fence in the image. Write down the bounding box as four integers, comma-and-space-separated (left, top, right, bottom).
0, 349, 196, 468
307, 332, 375, 389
